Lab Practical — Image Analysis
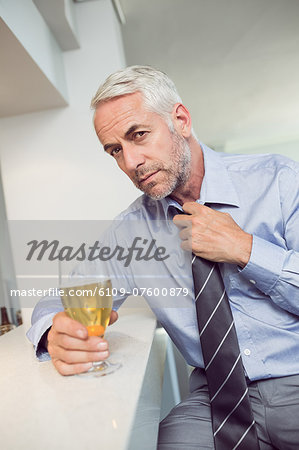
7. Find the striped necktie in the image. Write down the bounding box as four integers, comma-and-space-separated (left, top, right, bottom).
192, 254, 259, 449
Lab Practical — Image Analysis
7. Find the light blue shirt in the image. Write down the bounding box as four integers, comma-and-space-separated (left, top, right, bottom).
27, 143, 299, 381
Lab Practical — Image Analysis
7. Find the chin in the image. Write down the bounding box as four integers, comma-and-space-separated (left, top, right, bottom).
143, 184, 173, 200
146, 192, 167, 200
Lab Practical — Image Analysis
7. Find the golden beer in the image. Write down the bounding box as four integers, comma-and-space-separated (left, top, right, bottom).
61, 280, 113, 337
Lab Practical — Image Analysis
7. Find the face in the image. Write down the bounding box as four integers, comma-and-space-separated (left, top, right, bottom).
94, 92, 191, 200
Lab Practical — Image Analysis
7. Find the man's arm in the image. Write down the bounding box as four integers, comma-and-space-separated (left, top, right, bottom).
174, 200, 299, 316
26, 294, 63, 361
27, 222, 131, 373
26, 294, 118, 375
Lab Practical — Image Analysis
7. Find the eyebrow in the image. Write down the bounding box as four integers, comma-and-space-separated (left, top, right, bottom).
103, 123, 148, 152
124, 123, 146, 138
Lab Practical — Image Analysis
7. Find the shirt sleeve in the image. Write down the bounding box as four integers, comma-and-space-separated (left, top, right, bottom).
26, 295, 63, 361
240, 164, 299, 315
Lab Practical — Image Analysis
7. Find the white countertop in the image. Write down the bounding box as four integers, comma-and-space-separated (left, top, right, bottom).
0, 301, 167, 450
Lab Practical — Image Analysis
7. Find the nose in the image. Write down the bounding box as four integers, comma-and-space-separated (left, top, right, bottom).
121, 143, 146, 173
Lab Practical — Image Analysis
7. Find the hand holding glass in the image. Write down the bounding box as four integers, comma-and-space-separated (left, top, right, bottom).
60, 276, 121, 376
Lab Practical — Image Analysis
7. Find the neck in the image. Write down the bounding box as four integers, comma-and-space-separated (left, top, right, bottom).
170, 138, 204, 205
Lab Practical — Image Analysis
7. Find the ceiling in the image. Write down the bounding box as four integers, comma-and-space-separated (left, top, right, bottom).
120, 0, 299, 150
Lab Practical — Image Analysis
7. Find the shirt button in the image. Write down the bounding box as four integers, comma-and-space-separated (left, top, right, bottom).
244, 349, 251, 356
249, 279, 256, 285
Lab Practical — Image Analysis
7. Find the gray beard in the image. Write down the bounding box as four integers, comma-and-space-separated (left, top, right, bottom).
133, 131, 191, 200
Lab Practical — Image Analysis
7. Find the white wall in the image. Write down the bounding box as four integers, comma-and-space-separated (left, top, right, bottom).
0, 0, 140, 221
223, 136, 299, 161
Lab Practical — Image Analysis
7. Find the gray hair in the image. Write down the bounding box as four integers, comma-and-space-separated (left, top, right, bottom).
90, 65, 183, 130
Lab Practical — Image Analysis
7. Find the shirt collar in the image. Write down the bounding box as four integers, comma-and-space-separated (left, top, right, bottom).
162, 142, 240, 213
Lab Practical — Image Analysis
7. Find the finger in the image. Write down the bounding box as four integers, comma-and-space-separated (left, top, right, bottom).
173, 214, 192, 229
108, 310, 118, 325
179, 228, 191, 241
52, 346, 109, 365
180, 239, 192, 252
53, 334, 108, 352
182, 202, 207, 215
53, 311, 88, 340
53, 359, 93, 376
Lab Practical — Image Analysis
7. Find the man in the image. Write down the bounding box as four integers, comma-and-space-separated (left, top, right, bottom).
28, 66, 299, 449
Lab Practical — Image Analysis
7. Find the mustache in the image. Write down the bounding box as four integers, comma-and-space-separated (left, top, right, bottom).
134, 163, 164, 183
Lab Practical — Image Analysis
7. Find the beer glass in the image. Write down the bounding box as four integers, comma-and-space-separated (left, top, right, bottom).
59, 262, 122, 376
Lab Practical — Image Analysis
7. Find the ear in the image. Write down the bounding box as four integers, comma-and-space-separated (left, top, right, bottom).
171, 103, 192, 138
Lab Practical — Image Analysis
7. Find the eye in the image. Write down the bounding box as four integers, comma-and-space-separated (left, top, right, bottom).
110, 147, 122, 157
133, 131, 148, 139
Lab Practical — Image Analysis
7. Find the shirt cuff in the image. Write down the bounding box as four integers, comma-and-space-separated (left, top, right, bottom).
239, 234, 286, 294
26, 314, 56, 361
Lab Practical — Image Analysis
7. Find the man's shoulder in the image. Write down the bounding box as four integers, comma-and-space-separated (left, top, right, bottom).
220, 151, 299, 176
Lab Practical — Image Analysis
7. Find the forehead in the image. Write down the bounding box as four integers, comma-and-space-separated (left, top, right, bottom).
94, 92, 156, 142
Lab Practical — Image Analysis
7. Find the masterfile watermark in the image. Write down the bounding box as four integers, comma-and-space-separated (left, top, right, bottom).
10, 286, 189, 298
8, 219, 193, 308
26, 237, 169, 267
